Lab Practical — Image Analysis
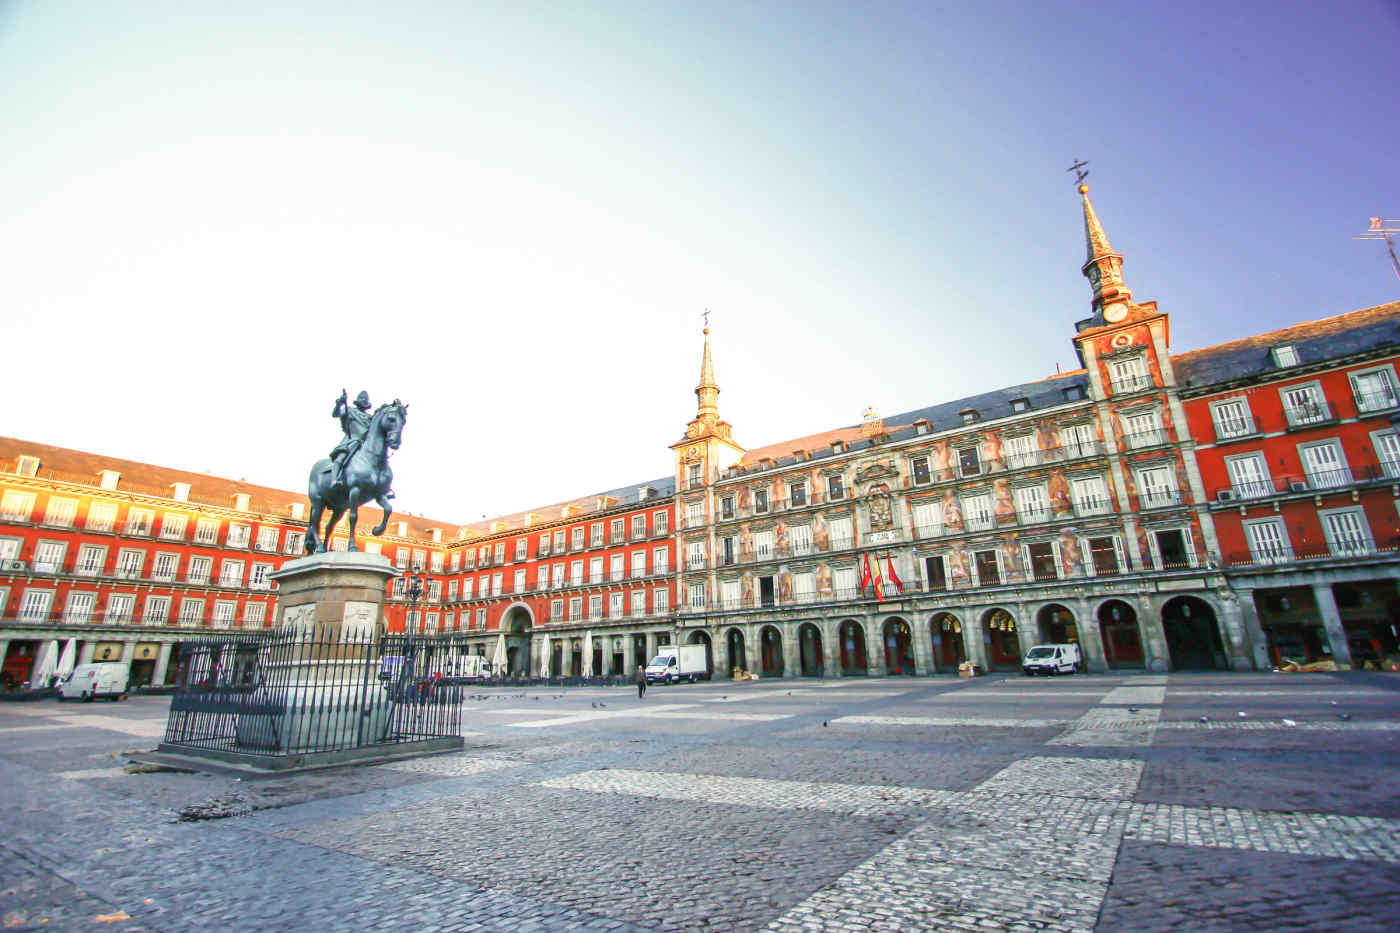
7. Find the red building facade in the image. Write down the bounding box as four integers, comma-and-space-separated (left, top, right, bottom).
1176, 303, 1400, 669
0, 439, 455, 688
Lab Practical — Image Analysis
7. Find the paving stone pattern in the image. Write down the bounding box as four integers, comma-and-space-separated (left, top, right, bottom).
1, 674, 1398, 931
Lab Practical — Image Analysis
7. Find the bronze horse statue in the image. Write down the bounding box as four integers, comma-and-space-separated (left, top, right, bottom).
304, 400, 407, 553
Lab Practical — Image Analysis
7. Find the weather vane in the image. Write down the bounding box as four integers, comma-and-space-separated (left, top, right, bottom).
1067, 159, 1090, 188
702, 308, 711, 332
1356, 216, 1400, 282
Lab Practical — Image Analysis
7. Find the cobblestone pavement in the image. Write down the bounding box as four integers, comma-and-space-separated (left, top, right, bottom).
1, 671, 1398, 931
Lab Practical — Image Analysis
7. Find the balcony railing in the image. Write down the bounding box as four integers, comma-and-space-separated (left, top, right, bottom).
1123, 428, 1171, 450
1074, 496, 1114, 517
1355, 387, 1400, 413
1283, 400, 1334, 429
1212, 415, 1260, 441
1212, 463, 1395, 503
1112, 373, 1155, 395
1226, 537, 1397, 569
1139, 488, 1183, 508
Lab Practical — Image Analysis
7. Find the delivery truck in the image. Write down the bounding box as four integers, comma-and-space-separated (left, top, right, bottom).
645, 645, 709, 684
58, 663, 129, 701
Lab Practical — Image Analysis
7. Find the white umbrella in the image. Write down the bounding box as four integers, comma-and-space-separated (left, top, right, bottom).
492, 633, 507, 675
582, 632, 594, 677
56, 639, 77, 678
538, 636, 550, 678
29, 640, 58, 687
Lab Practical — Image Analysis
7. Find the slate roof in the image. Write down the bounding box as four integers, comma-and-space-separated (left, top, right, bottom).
1172, 301, 1400, 388
452, 476, 676, 540
735, 370, 1091, 474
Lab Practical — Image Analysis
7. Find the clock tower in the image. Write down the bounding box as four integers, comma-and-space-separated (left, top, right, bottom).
671, 324, 745, 490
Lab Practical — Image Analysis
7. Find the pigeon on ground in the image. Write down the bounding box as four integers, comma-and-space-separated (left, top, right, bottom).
822, 720, 828, 727
598, 702, 607, 708
591, 702, 598, 709
1199, 715, 1210, 723
1338, 713, 1352, 721
1282, 719, 1297, 726
1128, 707, 1140, 713
1237, 711, 1248, 719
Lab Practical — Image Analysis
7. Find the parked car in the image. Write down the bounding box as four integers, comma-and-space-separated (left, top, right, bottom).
1021, 644, 1082, 676
58, 663, 128, 701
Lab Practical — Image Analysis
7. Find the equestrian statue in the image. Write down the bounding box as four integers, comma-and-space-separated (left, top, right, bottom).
305, 389, 408, 554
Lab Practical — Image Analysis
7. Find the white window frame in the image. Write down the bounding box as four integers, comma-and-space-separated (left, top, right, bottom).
43, 497, 78, 527
143, 595, 171, 624
1280, 381, 1329, 428
1134, 464, 1179, 508
125, 509, 155, 536
151, 551, 179, 582
161, 513, 188, 540
1244, 517, 1291, 565
1298, 439, 1350, 489
1147, 525, 1197, 570
1350, 363, 1400, 413
1224, 452, 1273, 499
1319, 507, 1374, 557
1209, 397, 1255, 440
1, 490, 35, 522
85, 501, 116, 531
18, 587, 54, 621
1371, 427, 1400, 479
194, 518, 220, 545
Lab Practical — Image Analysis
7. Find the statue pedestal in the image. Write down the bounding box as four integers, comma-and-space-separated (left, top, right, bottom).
236, 552, 400, 753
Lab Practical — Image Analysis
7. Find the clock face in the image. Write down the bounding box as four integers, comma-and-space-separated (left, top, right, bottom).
1103, 302, 1128, 323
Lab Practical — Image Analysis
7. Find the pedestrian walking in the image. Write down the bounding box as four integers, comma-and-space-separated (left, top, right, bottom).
635, 664, 647, 699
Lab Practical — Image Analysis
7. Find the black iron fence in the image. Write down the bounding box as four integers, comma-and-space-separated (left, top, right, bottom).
162, 626, 472, 758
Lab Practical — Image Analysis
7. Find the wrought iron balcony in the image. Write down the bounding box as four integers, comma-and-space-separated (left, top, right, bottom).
1355, 386, 1400, 413
1283, 400, 1335, 429
1123, 428, 1171, 450
1112, 373, 1155, 395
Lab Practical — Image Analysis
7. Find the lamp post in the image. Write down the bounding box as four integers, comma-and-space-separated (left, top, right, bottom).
401, 566, 428, 690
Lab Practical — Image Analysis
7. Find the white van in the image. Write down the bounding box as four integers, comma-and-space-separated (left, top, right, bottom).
1021, 644, 1082, 676
58, 663, 129, 701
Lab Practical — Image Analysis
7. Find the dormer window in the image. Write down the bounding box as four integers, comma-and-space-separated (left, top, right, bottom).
959, 409, 979, 425
1272, 344, 1300, 368
15, 456, 39, 477
914, 420, 930, 436
831, 440, 844, 454
1064, 386, 1086, 402
1010, 398, 1030, 413
171, 483, 191, 502
99, 470, 120, 491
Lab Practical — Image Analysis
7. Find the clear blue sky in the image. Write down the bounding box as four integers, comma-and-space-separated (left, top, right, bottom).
1, 1, 1396, 524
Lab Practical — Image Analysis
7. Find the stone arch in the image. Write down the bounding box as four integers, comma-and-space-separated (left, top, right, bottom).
797, 622, 825, 676
687, 629, 714, 677
502, 604, 533, 676
758, 625, 784, 677
1036, 603, 1078, 645
929, 612, 966, 672
837, 619, 868, 675
981, 607, 1020, 671
726, 627, 748, 676
882, 616, 915, 675
1162, 595, 1227, 670
1096, 599, 1144, 668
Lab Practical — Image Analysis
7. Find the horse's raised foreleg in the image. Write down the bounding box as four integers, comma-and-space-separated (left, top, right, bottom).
371, 492, 392, 537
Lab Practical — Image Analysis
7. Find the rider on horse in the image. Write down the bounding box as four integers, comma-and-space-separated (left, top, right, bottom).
330, 389, 373, 493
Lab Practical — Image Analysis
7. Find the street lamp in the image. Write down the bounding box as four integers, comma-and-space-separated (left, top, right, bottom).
401, 566, 428, 691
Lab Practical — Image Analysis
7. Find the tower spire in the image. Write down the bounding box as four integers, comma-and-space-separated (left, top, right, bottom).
1078, 183, 1132, 318
695, 317, 720, 425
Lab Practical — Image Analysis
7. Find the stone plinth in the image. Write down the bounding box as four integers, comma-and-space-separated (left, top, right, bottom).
270, 550, 398, 641
235, 551, 401, 755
